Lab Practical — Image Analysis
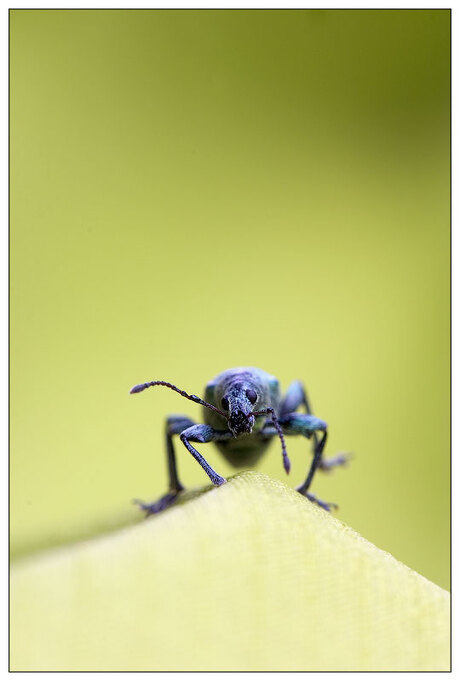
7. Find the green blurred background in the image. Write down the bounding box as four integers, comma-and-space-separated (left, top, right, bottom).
10, 9, 450, 588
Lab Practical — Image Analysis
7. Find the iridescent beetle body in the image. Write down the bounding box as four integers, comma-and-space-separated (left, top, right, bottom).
130, 366, 349, 514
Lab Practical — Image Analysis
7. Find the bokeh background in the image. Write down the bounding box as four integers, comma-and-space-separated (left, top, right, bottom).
10, 9, 450, 589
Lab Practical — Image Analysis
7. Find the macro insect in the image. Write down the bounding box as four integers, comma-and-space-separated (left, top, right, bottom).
130, 366, 348, 514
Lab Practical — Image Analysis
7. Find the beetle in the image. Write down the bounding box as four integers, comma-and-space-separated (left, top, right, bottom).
130, 366, 349, 515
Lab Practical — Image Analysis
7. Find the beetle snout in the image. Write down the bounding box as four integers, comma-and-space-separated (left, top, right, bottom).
229, 411, 255, 436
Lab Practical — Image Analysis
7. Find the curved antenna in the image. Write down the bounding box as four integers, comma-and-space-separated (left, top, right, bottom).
251, 408, 291, 474
130, 380, 227, 418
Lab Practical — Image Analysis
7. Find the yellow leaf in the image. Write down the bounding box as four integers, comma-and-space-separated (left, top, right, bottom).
10, 472, 449, 671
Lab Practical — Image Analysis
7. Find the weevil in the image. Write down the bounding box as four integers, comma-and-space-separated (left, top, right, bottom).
130, 366, 349, 514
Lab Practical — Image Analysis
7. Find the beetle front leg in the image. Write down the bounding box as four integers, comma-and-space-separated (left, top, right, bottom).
273, 413, 337, 512
180, 424, 232, 486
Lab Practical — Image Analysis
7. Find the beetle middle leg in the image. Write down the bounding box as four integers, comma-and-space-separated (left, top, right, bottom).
279, 380, 349, 473
136, 418, 232, 516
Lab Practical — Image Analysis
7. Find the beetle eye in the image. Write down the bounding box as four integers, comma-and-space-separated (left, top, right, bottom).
246, 389, 257, 404
221, 396, 229, 411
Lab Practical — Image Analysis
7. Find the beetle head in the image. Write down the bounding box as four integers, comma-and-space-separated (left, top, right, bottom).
221, 382, 258, 436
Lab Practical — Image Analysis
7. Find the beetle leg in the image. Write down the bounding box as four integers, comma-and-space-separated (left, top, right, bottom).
165, 415, 196, 494
296, 430, 328, 494
180, 424, 232, 486
134, 414, 195, 516
135, 419, 232, 516
277, 412, 328, 491
279, 380, 314, 417
279, 382, 322, 470
135, 491, 181, 516
279, 381, 351, 473
318, 452, 351, 472
263, 413, 337, 511
304, 492, 338, 513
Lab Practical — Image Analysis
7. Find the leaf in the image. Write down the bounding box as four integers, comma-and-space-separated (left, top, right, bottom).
10, 472, 449, 671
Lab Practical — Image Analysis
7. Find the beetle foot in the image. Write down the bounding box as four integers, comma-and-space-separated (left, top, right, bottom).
319, 451, 352, 472
297, 489, 338, 513
133, 491, 182, 516
210, 473, 227, 486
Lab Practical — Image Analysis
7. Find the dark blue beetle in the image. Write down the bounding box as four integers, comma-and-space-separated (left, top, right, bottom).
130, 366, 348, 514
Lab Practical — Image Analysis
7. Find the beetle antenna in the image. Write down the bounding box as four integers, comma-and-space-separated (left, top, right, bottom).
251, 408, 291, 475
130, 380, 227, 418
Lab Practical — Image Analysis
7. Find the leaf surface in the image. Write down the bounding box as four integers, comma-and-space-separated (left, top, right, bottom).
10, 472, 450, 671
